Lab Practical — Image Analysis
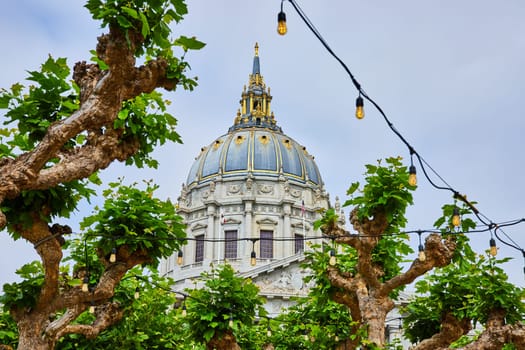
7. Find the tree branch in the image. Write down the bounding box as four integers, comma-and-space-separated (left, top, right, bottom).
55, 302, 124, 340
381, 233, 456, 296
413, 312, 471, 350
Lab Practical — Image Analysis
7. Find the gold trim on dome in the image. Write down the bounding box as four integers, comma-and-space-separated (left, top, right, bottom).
283, 139, 292, 150
213, 139, 223, 150
258, 134, 270, 145
234, 135, 246, 145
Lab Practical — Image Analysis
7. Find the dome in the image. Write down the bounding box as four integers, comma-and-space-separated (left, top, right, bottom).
186, 129, 322, 186
186, 43, 323, 188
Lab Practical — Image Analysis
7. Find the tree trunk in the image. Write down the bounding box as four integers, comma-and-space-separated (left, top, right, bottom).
360, 297, 392, 348
17, 315, 51, 350
206, 331, 241, 350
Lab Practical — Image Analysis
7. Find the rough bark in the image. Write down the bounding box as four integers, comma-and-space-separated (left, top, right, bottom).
0, 22, 179, 350
426, 309, 525, 350
413, 312, 471, 350
325, 208, 457, 348
206, 331, 241, 350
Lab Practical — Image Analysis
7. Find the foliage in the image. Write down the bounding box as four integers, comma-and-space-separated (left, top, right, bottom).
0, 57, 98, 235
184, 263, 266, 345
403, 254, 525, 343
344, 156, 415, 234
55, 268, 196, 350
115, 91, 182, 168
0, 307, 17, 348
0, 262, 45, 311
79, 179, 186, 267
85, 0, 204, 90
270, 294, 355, 350
0, 56, 79, 150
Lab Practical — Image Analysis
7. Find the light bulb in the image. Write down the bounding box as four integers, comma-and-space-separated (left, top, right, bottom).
329, 249, 337, 266
109, 247, 117, 263
408, 165, 417, 186
82, 276, 89, 292
228, 317, 234, 328
335, 335, 339, 342
452, 207, 460, 227
355, 96, 364, 119
418, 245, 426, 262
250, 251, 257, 266
89, 302, 95, 314
182, 304, 187, 317
134, 287, 140, 300
177, 250, 183, 265
277, 11, 287, 35
489, 238, 497, 257
267, 326, 272, 337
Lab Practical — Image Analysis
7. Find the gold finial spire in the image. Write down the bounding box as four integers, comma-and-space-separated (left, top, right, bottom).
254, 42, 259, 57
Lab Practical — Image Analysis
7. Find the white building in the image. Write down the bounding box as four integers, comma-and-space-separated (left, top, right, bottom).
160, 43, 330, 316
159, 44, 410, 347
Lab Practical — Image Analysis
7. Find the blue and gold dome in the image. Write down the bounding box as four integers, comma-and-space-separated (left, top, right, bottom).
186, 44, 323, 187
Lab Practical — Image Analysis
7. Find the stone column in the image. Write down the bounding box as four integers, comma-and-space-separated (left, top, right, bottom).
205, 204, 216, 264
282, 202, 292, 258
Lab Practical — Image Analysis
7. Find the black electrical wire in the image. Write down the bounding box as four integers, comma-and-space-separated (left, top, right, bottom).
283, 0, 524, 254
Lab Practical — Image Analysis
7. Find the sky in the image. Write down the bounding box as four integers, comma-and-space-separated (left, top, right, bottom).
0, 0, 524, 289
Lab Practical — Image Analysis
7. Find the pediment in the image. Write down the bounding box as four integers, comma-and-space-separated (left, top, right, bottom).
256, 217, 278, 226
190, 223, 208, 231
251, 261, 312, 297
223, 217, 242, 225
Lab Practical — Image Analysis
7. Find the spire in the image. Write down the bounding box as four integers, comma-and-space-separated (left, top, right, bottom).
252, 42, 260, 74
229, 43, 282, 133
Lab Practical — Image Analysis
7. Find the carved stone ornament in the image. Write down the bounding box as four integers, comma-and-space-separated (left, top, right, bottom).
201, 190, 210, 199
290, 189, 301, 198
258, 184, 274, 194
227, 184, 241, 195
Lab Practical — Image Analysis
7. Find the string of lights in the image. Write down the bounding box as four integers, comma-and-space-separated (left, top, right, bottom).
277, 0, 525, 260
32, 217, 524, 250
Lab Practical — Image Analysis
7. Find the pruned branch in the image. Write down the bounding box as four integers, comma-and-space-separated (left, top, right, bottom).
54, 302, 124, 341
381, 233, 456, 296
413, 312, 472, 350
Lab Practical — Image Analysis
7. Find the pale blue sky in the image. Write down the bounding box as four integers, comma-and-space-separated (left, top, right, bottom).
1, 0, 524, 287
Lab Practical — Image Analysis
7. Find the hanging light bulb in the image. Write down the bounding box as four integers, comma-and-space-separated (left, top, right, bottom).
228, 315, 234, 328
355, 95, 364, 119
408, 165, 417, 186
109, 247, 117, 263
89, 301, 95, 314
335, 335, 339, 342
277, 1, 287, 35
177, 250, 184, 265
251, 250, 257, 266
303, 330, 309, 341
82, 276, 89, 292
182, 303, 187, 317
489, 238, 497, 257
452, 206, 461, 227
134, 287, 140, 300
329, 249, 337, 266
267, 325, 272, 337
418, 244, 426, 262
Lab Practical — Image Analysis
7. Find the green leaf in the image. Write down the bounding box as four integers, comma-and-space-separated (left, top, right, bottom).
174, 36, 206, 51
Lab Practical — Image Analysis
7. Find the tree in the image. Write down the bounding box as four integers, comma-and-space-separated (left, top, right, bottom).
0, 180, 186, 349
0, 0, 203, 349
404, 253, 525, 349
315, 157, 525, 349
184, 263, 267, 350
315, 157, 448, 348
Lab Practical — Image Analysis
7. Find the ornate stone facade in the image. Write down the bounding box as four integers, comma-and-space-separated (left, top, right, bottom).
159, 44, 330, 315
